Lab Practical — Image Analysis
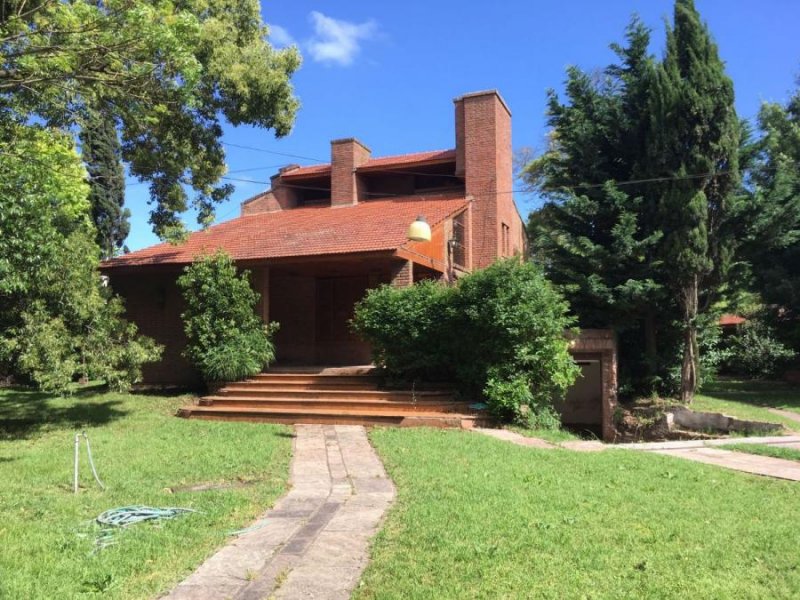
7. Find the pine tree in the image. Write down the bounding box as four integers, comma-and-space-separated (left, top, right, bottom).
524, 18, 670, 393
80, 109, 130, 258
646, 0, 740, 402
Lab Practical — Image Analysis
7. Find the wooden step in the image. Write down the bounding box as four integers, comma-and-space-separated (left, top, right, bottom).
177, 404, 488, 429
199, 395, 472, 413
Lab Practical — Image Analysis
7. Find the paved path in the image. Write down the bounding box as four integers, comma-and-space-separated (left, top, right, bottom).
768, 407, 800, 424
475, 427, 800, 480
165, 424, 395, 600
473, 428, 605, 452
651, 446, 800, 481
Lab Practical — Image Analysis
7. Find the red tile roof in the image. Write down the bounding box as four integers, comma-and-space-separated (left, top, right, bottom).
360, 149, 456, 171
103, 193, 468, 268
719, 314, 746, 326
281, 148, 456, 179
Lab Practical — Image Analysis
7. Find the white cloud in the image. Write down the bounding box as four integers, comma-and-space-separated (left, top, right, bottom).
269, 24, 296, 48
306, 11, 377, 66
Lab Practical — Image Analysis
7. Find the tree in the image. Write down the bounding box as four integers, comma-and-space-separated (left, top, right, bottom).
177, 251, 277, 383
1, 0, 300, 238
0, 125, 161, 392
647, 0, 740, 402
742, 83, 800, 349
523, 18, 672, 394
523, 2, 742, 400
80, 107, 129, 258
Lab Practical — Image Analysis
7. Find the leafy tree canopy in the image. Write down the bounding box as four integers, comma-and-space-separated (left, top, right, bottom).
0, 125, 161, 391
1, 0, 300, 239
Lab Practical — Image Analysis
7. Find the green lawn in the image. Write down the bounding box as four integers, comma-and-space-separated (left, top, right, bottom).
0, 385, 292, 600
358, 427, 800, 599
720, 443, 800, 462
506, 425, 580, 443
694, 379, 800, 431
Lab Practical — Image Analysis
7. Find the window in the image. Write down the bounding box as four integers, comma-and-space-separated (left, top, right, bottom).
501, 223, 510, 256
452, 211, 466, 268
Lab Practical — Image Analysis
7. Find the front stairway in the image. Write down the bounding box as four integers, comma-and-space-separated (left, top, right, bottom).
177, 366, 488, 428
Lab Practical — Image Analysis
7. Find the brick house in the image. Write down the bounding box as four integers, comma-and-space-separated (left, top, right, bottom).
102, 90, 527, 386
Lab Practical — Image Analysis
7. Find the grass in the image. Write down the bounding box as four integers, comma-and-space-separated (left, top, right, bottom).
358, 427, 800, 599
719, 443, 800, 462
693, 379, 800, 431
506, 425, 580, 443
0, 385, 292, 600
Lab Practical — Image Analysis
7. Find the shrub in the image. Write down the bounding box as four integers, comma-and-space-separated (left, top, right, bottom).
14, 297, 162, 394
351, 280, 454, 382
352, 259, 579, 426
723, 321, 795, 379
178, 251, 277, 384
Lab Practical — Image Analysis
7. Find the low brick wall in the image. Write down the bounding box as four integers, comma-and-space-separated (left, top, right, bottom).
566, 329, 618, 442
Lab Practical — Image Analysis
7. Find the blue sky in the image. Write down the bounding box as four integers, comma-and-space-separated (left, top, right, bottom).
124, 0, 800, 251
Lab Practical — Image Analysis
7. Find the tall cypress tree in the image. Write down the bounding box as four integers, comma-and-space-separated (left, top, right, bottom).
646, 0, 740, 402
80, 109, 130, 258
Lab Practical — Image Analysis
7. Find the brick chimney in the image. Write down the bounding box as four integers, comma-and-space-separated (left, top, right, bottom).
331, 138, 371, 207
453, 90, 513, 268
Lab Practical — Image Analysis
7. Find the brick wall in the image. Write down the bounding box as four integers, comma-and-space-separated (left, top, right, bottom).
331, 138, 371, 206
110, 271, 201, 387
241, 170, 299, 215
389, 260, 413, 287
455, 90, 523, 269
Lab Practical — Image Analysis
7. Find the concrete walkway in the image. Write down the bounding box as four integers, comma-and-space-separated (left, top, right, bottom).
475, 427, 800, 481
165, 424, 395, 600
768, 407, 800, 424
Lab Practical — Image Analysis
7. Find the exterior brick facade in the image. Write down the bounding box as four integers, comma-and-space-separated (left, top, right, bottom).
104, 90, 529, 385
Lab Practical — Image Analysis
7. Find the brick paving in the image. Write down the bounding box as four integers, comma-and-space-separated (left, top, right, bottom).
164, 424, 394, 600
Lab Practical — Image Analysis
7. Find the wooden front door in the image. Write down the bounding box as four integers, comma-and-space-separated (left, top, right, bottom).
315, 275, 372, 365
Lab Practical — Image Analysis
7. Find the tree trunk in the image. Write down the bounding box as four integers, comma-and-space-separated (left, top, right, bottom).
644, 309, 658, 378
680, 275, 699, 404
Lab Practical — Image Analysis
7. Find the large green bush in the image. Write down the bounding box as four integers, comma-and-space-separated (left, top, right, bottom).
351, 280, 454, 382
352, 259, 579, 425
178, 251, 277, 383
722, 321, 795, 379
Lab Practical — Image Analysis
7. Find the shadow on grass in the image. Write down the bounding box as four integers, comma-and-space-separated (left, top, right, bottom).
0, 385, 130, 440
701, 379, 800, 411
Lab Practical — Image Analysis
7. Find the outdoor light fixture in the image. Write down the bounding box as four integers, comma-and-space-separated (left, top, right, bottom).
407, 215, 431, 242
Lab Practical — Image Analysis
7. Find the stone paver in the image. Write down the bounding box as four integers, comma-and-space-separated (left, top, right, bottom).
473, 427, 555, 448
473, 427, 606, 451
654, 447, 800, 481
164, 424, 394, 600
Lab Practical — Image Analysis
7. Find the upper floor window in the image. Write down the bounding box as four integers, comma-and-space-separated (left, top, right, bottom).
452, 211, 467, 268
502, 223, 510, 256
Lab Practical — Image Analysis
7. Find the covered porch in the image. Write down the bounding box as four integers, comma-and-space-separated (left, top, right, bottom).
249, 249, 445, 366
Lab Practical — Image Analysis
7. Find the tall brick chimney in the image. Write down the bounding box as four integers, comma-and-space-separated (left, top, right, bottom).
454, 90, 513, 269
331, 138, 371, 207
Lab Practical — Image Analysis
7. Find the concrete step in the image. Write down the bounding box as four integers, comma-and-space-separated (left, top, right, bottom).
177, 404, 489, 429
199, 395, 472, 413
